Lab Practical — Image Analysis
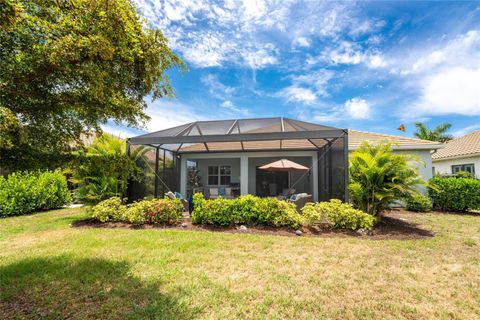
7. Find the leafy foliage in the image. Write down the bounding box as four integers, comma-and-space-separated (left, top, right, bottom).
74, 134, 137, 204
455, 171, 475, 179
90, 196, 183, 225
90, 196, 125, 223
349, 141, 425, 216
0, 0, 186, 170
302, 199, 375, 230
405, 194, 431, 212
191, 194, 304, 229
0, 107, 20, 149
414, 122, 453, 142
0, 170, 71, 217
428, 176, 480, 212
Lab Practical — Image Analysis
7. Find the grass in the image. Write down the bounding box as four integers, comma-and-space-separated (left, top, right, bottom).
1, 208, 479, 319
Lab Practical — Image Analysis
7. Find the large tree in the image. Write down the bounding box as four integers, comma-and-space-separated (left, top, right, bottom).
414, 122, 453, 142
0, 0, 186, 169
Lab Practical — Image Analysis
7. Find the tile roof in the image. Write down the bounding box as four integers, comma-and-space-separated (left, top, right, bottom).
432, 130, 480, 160
348, 130, 444, 150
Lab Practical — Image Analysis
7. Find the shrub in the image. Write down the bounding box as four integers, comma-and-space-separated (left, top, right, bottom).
191, 193, 304, 229
406, 194, 431, 212
349, 141, 425, 216
90, 197, 125, 222
90, 196, 183, 225
148, 198, 184, 224
428, 176, 480, 212
301, 199, 375, 230
74, 133, 138, 204
124, 200, 152, 224
0, 170, 71, 217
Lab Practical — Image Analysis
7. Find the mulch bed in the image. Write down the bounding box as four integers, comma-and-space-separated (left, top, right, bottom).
72, 209, 436, 240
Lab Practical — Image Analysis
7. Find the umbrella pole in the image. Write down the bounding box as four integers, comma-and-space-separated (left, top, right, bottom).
288, 171, 291, 190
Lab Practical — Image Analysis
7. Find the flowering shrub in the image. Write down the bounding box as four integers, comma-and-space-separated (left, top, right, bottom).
0, 170, 71, 217
301, 199, 375, 230
90, 197, 183, 225
148, 198, 184, 224
192, 193, 304, 229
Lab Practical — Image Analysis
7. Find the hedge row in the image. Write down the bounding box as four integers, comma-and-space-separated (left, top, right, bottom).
0, 170, 72, 217
90, 197, 184, 225
302, 199, 375, 230
192, 194, 374, 230
191, 194, 304, 228
428, 176, 480, 212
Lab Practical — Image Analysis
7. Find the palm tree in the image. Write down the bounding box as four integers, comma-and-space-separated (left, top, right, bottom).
414, 122, 453, 142
349, 141, 425, 216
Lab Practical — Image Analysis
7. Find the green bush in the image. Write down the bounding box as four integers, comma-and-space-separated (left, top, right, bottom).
90, 197, 183, 225
191, 193, 304, 229
90, 197, 125, 222
428, 176, 480, 212
406, 194, 431, 212
74, 134, 138, 204
0, 170, 71, 217
349, 141, 425, 216
149, 198, 184, 224
301, 199, 375, 230
123, 200, 152, 224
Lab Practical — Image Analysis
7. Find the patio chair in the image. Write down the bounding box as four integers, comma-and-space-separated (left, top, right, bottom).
209, 188, 219, 199
289, 193, 313, 211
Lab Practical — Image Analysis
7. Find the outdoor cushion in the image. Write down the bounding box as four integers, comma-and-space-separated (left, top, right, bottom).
174, 192, 184, 199
219, 187, 226, 196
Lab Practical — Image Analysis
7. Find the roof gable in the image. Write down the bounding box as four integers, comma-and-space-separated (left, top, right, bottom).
432, 130, 480, 160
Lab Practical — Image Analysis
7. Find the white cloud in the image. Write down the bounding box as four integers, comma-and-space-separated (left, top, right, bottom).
201, 74, 235, 99
293, 36, 310, 48
101, 122, 142, 138
278, 86, 317, 104
345, 98, 371, 119
367, 54, 388, 68
408, 67, 480, 117
395, 30, 480, 75
219, 100, 249, 115
288, 70, 335, 97
145, 99, 206, 132
453, 124, 480, 137
313, 41, 388, 69
134, 0, 382, 69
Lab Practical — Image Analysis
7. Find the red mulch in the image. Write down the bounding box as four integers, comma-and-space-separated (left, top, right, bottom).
72, 209, 437, 240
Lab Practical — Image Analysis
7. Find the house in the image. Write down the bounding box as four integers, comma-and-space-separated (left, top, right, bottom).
127, 117, 443, 201
432, 130, 480, 178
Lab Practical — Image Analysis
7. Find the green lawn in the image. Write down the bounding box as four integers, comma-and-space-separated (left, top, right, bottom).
1, 208, 479, 319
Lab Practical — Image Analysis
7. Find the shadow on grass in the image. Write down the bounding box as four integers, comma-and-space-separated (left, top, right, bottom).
373, 215, 435, 239
0, 256, 198, 320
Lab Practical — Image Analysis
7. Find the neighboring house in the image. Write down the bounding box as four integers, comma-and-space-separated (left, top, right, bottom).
349, 129, 443, 183
432, 130, 480, 178
128, 117, 443, 201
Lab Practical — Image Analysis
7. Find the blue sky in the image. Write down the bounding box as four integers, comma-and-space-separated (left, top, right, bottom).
105, 0, 480, 139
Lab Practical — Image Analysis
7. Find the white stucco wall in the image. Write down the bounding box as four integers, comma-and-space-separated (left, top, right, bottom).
194, 158, 241, 187
395, 150, 434, 180
432, 156, 480, 178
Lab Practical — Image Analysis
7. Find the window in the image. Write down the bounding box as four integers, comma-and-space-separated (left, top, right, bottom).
451, 164, 475, 175
208, 166, 219, 185
208, 165, 231, 185
220, 166, 231, 185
